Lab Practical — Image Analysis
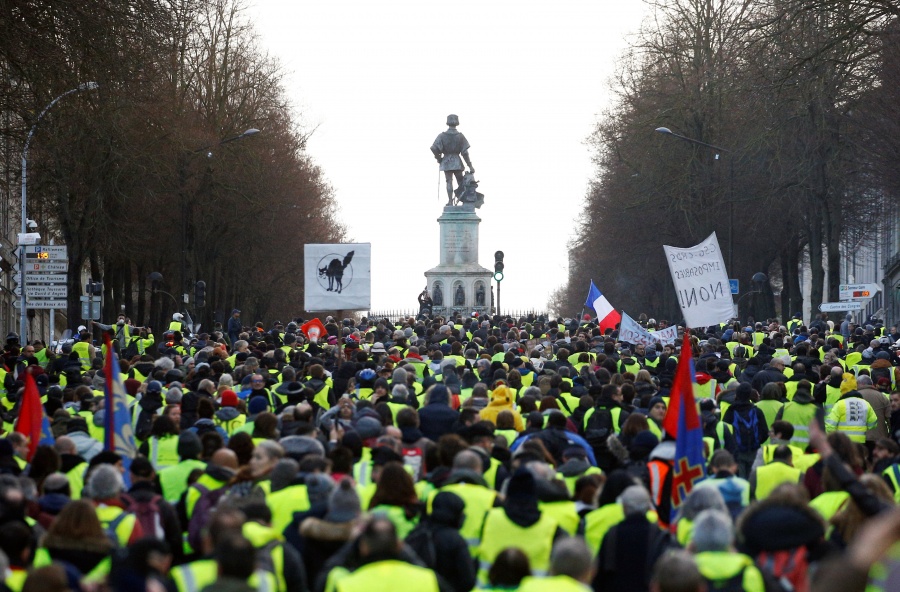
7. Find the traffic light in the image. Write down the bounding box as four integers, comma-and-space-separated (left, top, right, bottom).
494, 251, 505, 282
194, 280, 206, 308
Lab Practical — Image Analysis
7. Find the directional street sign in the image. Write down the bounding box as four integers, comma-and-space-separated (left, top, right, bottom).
23, 245, 67, 260
81, 297, 101, 320
819, 301, 864, 312
27, 300, 67, 309
25, 262, 68, 272
26, 273, 67, 284
839, 283, 881, 300
25, 284, 67, 299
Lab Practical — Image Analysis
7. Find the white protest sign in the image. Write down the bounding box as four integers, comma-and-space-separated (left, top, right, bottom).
619, 312, 679, 346
663, 232, 733, 328
619, 312, 657, 347
304, 243, 372, 311
653, 325, 679, 346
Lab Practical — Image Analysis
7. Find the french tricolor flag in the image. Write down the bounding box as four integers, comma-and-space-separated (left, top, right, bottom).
585, 280, 622, 334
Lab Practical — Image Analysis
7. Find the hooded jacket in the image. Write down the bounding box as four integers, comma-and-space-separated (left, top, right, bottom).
418, 385, 459, 442
479, 386, 524, 430
405, 492, 475, 592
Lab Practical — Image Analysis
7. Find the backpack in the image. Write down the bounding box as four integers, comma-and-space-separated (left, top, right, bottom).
187, 483, 230, 551
100, 510, 129, 548
123, 493, 165, 540
584, 408, 616, 471
757, 547, 810, 592
134, 408, 154, 441
732, 409, 760, 453
123, 338, 139, 360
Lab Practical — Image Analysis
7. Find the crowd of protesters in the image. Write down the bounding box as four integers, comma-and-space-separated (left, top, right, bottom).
1, 309, 900, 592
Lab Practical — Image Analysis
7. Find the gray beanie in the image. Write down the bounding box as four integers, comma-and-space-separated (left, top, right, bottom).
326, 477, 361, 522
306, 473, 336, 505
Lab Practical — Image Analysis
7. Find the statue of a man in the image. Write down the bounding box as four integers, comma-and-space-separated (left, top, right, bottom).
433, 284, 443, 306
454, 284, 465, 306
430, 114, 474, 206
476, 284, 485, 306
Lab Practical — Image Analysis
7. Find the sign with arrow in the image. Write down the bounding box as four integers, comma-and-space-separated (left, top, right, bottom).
819, 301, 863, 312
839, 283, 881, 300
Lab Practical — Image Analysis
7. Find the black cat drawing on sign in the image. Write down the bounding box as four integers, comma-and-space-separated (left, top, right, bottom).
318, 251, 354, 293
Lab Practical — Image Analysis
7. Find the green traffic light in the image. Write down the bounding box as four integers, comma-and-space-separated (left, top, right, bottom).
494, 271, 504, 282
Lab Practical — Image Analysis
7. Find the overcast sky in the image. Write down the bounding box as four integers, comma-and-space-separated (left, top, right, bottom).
247, 0, 649, 314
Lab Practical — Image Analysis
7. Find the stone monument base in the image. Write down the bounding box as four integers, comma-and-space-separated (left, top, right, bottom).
424, 205, 493, 317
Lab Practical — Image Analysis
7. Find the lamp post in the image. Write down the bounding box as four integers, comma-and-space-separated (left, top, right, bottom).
20, 82, 99, 340
655, 127, 734, 275
180, 128, 260, 307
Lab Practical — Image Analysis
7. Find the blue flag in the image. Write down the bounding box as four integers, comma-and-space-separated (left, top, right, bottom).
104, 334, 137, 465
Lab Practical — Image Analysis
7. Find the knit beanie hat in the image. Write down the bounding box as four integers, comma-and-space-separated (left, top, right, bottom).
220, 390, 239, 408
327, 477, 361, 522
248, 396, 269, 414
305, 473, 335, 506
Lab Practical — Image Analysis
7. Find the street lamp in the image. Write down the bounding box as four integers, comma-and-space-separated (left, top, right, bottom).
655, 126, 735, 275
20, 82, 99, 340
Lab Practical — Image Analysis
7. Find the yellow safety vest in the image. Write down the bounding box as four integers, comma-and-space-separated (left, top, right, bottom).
171, 558, 276, 592
149, 435, 181, 470
428, 482, 497, 555
266, 484, 311, 534
477, 508, 558, 586
334, 560, 439, 592
755, 462, 801, 500
159, 459, 207, 504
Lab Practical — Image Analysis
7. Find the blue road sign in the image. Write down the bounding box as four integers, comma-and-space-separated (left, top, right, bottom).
729, 279, 739, 295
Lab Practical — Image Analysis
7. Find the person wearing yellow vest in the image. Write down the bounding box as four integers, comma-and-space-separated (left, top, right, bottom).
88, 464, 144, 546
775, 383, 818, 447
476, 469, 565, 587
750, 445, 802, 500
53, 435, 89, 499
825, 389, 877, 444
404, 491, 477, 592
815, 366, 847, 415
158, 431, 206, 504
750, 420, 805, 472
593, 485, 669, 591
331, 516, 439, 592
170, 505, 276, 592
693, 450, 750, 520
241, 502, 307, 592
518, 538, 596, 592
0, 521, 34, 592
138, 414, 181, 471
689, 509, 766, 592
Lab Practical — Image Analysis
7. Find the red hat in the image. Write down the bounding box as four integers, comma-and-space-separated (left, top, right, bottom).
221, 390, 238, 407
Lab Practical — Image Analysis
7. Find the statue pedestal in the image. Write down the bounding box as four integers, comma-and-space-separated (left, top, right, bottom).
425, 205, 493, 317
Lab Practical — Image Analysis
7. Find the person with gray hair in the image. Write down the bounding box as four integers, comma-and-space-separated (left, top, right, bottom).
690, 509, 765, 591
515, 537, 594, 592
87, 464, 142, 545
594, 484, 671, 592
675, 486, 728, 546
651, 550, 705, 592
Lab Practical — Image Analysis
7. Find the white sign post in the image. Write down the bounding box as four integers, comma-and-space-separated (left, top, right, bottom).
838, 283, 881, 300
819, 302, 863, 312
663, 232, 733, 328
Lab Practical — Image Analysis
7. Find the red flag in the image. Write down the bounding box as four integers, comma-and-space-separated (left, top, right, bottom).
15, 372, 44, 461
300, 318, 327, 343
662, 331, 701, 438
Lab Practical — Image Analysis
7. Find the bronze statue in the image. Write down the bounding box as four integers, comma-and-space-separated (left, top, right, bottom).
433, 284, 443, 306
454, 284, 465, 306
431, 114, 474, 206
476, 284, 486, 306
